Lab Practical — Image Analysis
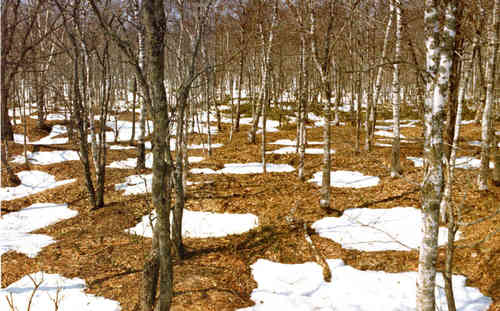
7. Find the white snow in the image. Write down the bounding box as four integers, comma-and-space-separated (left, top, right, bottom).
408, 156, 493, 169
109, 145, 135, 150
187, 143, 224, 149
269, 139, 322, 146
461, 120, 475, 125
0, 272, 121, 310
11, 150, 80, 165
312, 207, 458, 251
127, 210, 258, 238
467, 141, 481, 147
30, 125, 68, 145
190, 168, 218, 175
308, 171, 380, 188
0, 171, 76, 201
0, 203, 77, 257
115, 174, 152, 195
109, 154, 203, 169
190, 163, 295, 175
239, 259, 491, 311
115, 174, 200, 195
267, 147, 335, 155
374, 130, 406, 139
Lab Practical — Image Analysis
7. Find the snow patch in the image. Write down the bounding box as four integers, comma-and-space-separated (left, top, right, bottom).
312, 207, 458, 251
239, 259, 491, 311
0, 272, 121, 310
0, 171, 75, 201
127, 210, 258, 238
0, 203, 77, 257
308, 171, 379, 188
190, 163, 295, 175
11, 150, 79, 165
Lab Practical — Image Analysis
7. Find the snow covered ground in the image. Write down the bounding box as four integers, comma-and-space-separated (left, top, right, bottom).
0, 272, 121, 310
11, 150, 79, 165
309, 171, 380, 188
374, 130, 407, 139
190, 163, 295, 175
127, 210, 258, 238
408, 156, 493, 169
108, 154, 203, 169
0, 203, 77, 257
25, 125, 69, 145
239, 259, 491, 311
0, 171, 75, 201
267, 147, 335, 155
312, 207, 458, 251
269, 139, 323, 146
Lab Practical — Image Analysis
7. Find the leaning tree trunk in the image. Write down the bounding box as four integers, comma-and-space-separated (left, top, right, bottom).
478, 0, 499, 191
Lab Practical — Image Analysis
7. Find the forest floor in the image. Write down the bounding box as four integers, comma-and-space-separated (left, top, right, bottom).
1, 105, 499, 311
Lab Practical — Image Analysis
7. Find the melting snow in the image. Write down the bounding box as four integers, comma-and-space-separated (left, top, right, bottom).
308, 171, 379, 188
190, 163, 295, 175
0, 272, 121, 310
239, 259, 491, 311
312, 207, 458, 251
11, 150, 79, 165
374, 130, 406, 139
30, 125, 68, 145
127, 210, 258, 238
0, 203, 77, 257
408, 156, 493, 169
109, 154, 203, 169
267, 147, 335, 155
0, 171, 75, 201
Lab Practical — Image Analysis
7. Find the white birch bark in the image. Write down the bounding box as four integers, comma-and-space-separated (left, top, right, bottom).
478, 0, 499, 190
136, 0, 147, 170
417, 1, 445, 310
309, 1, 334, 210
390, 0, 402, 177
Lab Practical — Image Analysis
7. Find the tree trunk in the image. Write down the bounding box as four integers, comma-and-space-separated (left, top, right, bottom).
390, 0, 402, 178
136, 1, 147, 170
367, 5, 393, 152
478, 0, 499, 191
143, 0, 173, 309
417, 1, 447, 310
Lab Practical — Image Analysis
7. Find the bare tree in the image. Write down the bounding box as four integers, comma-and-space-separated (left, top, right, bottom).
478, 0, 499, 191
390, 0, 402, 178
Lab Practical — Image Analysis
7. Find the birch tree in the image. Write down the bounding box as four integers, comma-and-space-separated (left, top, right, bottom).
390, 0, 402, 177
309, 0, 334, 211
366, 2, 393, 152
478, 0, 499, 191
417, 0, 451, 309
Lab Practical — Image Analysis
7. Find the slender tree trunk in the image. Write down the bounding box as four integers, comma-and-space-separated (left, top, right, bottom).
441, 61, 469, 223
136, 1, 146, 170
367, 5, 393, 152
173, 89, 188, 259
130, 77, 137, 144
444, 2, 464, 160
235, 49, 244, 132
478, 0, 499, 191
391, 0, 402, 177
